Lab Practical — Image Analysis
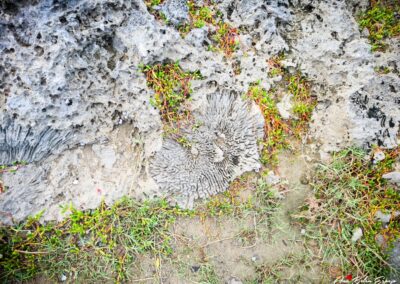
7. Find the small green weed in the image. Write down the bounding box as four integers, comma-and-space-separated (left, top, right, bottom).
198, 264, 220, 284
247, 85, 289, 166
176, 136, 192, 148
374, 65, 392, 74
358, 1, 400, 51
211, 22, 239, 56
287, 72, 316, 134
0, 160, 27, 174
141, 62, 201, 124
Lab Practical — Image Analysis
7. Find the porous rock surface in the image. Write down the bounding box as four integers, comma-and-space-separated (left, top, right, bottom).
0, 0, 399, 224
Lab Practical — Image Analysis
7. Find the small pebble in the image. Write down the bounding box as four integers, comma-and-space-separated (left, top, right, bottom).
191, 265, 200, 273
251, 255, 259, 262
351, 227, 363, 242
373, 150, 385, 164
382, 171, 400, 184
228, 277, 243, 284
60, 274, 67, 282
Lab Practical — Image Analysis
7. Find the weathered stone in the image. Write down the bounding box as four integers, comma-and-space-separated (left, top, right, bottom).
382, 171, 400, 184
159, 0, 190, 26
388, 240, 400, 281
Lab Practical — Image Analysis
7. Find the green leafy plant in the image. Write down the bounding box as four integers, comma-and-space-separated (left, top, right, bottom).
246, 58, 316, 167
141, 62, 201, 123
358, 1, 400, 51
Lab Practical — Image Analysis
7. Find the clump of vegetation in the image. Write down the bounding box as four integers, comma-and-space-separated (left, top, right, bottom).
247, 55, 316, 166
358, 0, 400, 51
141, 62, 201, 124
268, 55, 316, 130
295, 147, 400, 279
0, 173, 281, 283
254, 253, 316, 283
0, 198, 192, 282
210, 22, 239, 56
145, 0, 239, 56
180, 1, 218, 33
373, 64, 399, 75
288, 72, 316, 134
247, 85, 289, 166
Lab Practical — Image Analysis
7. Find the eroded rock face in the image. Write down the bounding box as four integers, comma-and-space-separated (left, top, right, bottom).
0, 0, 399, 224
350, 76, 400, 148
150, 93, 264, 208
0, 0, 163, 165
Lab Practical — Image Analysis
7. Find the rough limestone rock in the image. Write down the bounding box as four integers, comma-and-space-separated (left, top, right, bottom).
382, 171, 400, 185
159, 0, 190, 26
0, 0, 399, 225
150, 92, 264, 208
350, 76, 400, 148
389, 241, 400, 281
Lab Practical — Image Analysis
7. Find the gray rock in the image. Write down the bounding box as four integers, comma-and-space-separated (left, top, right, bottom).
375, 210, 400, 224
351, 227, 363, 242
349, 76, 400, 149
388, 240, 400, 281
382, 172, 400, 184
185, 27, 209, 48
288, 0, 399, 152
264, 170, 281, 186
159, 0, 189, 26
373, 150, 386, 164
227, 277, 242, 284
277, 93, 293, 120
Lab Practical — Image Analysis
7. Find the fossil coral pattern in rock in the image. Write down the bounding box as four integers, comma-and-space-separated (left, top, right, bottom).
150, 93, 264, 207
0, 116, 74, 165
